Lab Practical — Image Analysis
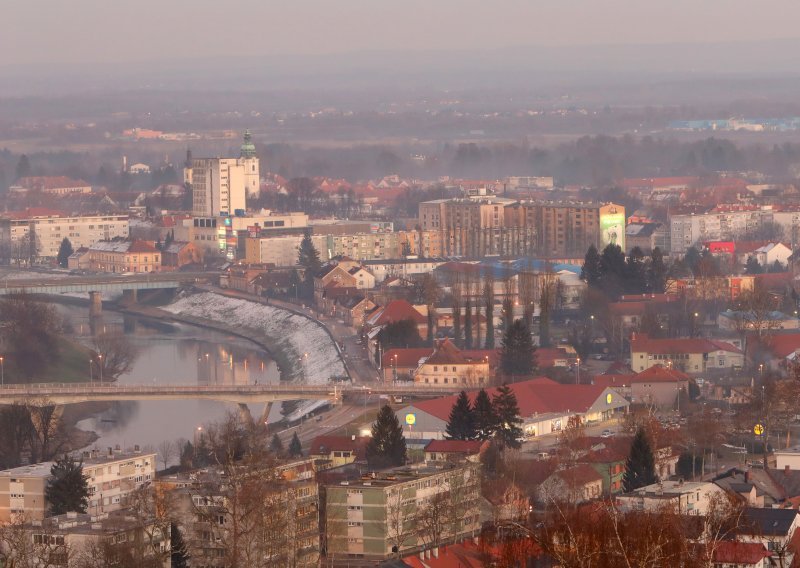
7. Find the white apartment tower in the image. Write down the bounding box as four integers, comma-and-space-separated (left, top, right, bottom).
191, 131, 260, 217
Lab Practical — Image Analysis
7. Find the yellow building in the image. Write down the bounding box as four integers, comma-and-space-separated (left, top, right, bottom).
87, 239, 161, 273
414, 339, 491, 387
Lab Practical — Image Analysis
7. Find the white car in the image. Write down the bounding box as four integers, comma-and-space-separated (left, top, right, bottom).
601, 429, 613, 438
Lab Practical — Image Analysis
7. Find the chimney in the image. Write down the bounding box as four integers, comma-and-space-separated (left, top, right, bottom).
744, 471, 751, 483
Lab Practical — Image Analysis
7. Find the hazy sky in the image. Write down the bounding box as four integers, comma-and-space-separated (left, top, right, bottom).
4, 0, 800, 66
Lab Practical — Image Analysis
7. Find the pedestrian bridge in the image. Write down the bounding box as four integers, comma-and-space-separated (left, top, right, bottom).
0, 382, 464, 406
0, 271, 219, 296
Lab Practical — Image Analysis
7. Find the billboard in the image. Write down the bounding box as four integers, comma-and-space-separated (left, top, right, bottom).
600, 204, 626, 250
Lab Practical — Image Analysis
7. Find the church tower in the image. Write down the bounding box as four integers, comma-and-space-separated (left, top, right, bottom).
239, 130, 260, 198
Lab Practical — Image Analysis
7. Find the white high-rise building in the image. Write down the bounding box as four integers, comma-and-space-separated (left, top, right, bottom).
191, 131, 260, 217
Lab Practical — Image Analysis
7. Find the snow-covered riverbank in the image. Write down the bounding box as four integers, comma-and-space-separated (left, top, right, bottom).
163, 292, 346, 385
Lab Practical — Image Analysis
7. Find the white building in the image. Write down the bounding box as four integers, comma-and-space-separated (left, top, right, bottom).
190, 131, 260, 217
0, 449, 156, 522
0, 209, 130, 259
616, 480, 725, 515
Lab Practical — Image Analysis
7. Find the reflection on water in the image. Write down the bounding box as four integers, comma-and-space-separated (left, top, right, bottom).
55, 304, 280, 452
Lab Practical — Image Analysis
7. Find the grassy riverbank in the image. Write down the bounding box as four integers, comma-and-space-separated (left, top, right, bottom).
2, 337, 94, 385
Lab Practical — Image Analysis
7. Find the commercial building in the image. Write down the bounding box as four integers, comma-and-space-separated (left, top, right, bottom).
0, 449, 156, 522
324, 462, 481, 562
0, 209, 130, 260
189, 131, 260, 217
396, 377, 628, 441
14, 176, 92, 195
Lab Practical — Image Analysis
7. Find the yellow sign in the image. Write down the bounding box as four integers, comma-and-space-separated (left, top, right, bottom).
754, 424, 764, 436
606, 393, 613, 405
405, 413, 416, 426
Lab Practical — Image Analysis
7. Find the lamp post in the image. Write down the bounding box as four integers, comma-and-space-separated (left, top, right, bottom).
89, 359, 93, 384
98, 354, 103, 384
0, 356, 4, 387
392, 355, 397, 383
576, 356, 580, 384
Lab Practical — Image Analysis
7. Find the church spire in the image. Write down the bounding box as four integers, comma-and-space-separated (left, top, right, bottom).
240, 130, 256, 158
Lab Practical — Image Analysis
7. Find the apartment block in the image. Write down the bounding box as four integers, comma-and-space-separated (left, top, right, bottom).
0, 449, 156, 522
324, 462, 481, 562
0, 210, 130, 259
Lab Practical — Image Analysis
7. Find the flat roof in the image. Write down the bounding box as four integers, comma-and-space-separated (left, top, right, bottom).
0, 462, 54, 478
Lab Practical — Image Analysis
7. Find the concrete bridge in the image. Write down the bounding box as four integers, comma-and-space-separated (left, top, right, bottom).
0, 271, 220, 315
0, 382, 463, 406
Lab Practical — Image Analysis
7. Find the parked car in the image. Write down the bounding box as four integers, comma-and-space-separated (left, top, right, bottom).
601, 429, 613, 438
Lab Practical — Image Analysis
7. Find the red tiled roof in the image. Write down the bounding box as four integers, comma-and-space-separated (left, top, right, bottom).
536, 347, 570, 368
411, 378, 612, 422
713, 541, 771, 565
591, 374, 635, 388
308, 435, 369, 460
424, 440, 485, 454
382, 348, 433, 368
128, 240, 158, 253
3, 207, 66, 219
553, 464, 603, 486
425, 339, 468, 365
609, 301, 647, 316
619, 293, 677, 303
752, 333, 800, 359
630, 365, 690, 384
630, 333, 741, 355
369, 299, 426, 325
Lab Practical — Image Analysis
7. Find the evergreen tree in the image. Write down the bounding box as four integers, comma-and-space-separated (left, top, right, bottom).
270, 433, 284, 455
599, 244, 627, 299
501, 297, 515, 332
45, 455, 89, 515
445, 391, 476, 440
484, 281, 495, 349
622, 426, 658, 492
648, 247, 667, 293
464, 299, 473, 349
473, 389, 497, 441
492, 384, 524, 450
499, 319, 536, 380
625, 246, 648, 294
745, 256, 763, 275
366, 405, 407, 468
581, 244, 602, 288
170, 524, 190, 568
15, 154, 31, 181
289, 268, 302, 298
288, 432, 303, 457
56, 237, 74, 268
297, 230, 322, 299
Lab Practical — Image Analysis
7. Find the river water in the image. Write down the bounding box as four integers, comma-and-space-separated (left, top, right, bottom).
56, 304, 280, 459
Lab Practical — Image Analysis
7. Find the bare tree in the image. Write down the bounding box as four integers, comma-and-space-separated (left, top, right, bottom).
91, 332, 138, 382
158, 439, 176, 470
0, 514, 72, 568
0, 293, 62, 380
417, 492, 451, 550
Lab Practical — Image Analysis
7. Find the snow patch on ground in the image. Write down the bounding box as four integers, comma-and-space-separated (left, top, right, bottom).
163, 292, 345, 385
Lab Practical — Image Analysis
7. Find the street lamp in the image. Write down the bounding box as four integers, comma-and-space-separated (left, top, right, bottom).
392, 354, 398, 383
98, 354, 103, 384
0, 356, 4, 387
576, 357, 580, 384
89, 359, 93, 384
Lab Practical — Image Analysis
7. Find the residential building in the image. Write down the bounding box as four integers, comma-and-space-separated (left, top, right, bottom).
537, 464, 604, 504
629, 333, 744, 373
625, 222, 669, 255
423, 440, 487, 463
189, 131, 260, 216
0, 449, 156, 522
87, 239, 161, 273
413, 339, 491, 387
324, 462, 481, 562
628, 365, 690, 407
774, 446, 800, 471
735, 507, 799, 561
616, 480, 726, 515
6, 510, 171, 568
309, 436, 370, 470
244, 232, 327, 267
362, 258, 449, 283
0, 209, 129, 260
711, 541, 772, 568
161, 241, 201, 269
718, 310, 800, 333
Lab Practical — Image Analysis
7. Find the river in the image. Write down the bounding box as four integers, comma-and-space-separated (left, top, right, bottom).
55, 304, 280, 459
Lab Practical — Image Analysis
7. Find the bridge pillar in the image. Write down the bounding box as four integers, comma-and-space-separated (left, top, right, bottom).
237, 403, 253, 426
259, 402, 273, 429
122, 289, 138, 304
89, 291, 102, 317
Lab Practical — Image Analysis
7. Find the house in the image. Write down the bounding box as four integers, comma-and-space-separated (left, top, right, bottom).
629, 333, 743, 373
367, 300, 428, 354
161, 241, 201, 269
735, 507, 799, 561
577, 436, 679, 492
747, 332, 800, 370
424, 439, 487, 463
535, 347, 571, 368
414, 339, 491, 387
537, 464, 604, 504
625, 222, 668, 255
309, 435, 369, 470
711, 541, 772, 568
348, 265, 376, 290
314, 263, 357, 305
712, 468, 785, 508
337, 294, 376, 328
616, 480, 726, 515
628, 364, 690, 407
396, 378, 628, 441
381, 347, 434, 382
